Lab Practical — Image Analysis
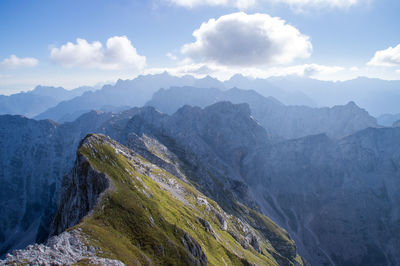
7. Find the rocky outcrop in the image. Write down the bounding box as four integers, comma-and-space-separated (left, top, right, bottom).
181, 233, 207, 266
0, 229, 124, 266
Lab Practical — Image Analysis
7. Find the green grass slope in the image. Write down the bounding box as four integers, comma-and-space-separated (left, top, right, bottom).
64, 134, 303, 266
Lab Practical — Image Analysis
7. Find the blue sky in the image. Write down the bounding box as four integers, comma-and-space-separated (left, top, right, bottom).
0, 0, 399, 94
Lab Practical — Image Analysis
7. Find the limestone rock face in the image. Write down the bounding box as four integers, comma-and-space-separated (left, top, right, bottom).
51, 151, 110, 236
0, 112, 112, 256
243, 128, 400, 265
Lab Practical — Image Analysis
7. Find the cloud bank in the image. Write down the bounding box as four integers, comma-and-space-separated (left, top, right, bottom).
0, 55, 38, 69
182, 12, 312, 66
367, 43, 400, 67
50, 36, 146, 70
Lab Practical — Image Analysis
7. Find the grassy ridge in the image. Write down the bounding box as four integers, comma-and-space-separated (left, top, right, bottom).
70, 135, 301, 265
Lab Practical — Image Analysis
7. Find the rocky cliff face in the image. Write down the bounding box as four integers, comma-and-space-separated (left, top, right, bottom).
242, 128, 400, 265
146, 86, 378, 139
51, 148, 111, 236
1, 134, 304, 265
1, 102, 399, 265
0, 111, 112, 256
102, 103, 398, 265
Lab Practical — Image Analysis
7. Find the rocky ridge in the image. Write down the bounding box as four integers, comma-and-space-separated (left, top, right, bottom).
2, 134, 304, 265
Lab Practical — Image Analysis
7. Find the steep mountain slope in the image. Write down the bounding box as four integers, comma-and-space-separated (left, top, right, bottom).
0, 85, 94, 117
242, 128, 400, 265
0, 111, 113, 256
0, 103, 271, 257
2, 134, 304, 265
101, 104, 400, 266
146, 86, 378, 139
1, 103, 399, 265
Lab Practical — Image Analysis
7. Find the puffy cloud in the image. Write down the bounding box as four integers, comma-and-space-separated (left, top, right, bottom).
181, 12, 312, 66
367, 44, 400, 67
50, 36, 146, 70
396, 69, 400, 74
0, 55, 38, 69
167, 0, 360, 9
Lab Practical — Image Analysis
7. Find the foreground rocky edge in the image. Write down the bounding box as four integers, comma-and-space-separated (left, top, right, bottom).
1, 134, 304, 265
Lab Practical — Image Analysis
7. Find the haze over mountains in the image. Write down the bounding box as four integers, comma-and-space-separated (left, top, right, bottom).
2, 73, 399, 124
146, 86, 378, 139
0, 85, 95, 117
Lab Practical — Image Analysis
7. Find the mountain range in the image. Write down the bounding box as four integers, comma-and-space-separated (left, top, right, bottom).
146, 86, 378, 139
0, 85, 95, 117
0, 73, 393, 123
1, 101, 399, 265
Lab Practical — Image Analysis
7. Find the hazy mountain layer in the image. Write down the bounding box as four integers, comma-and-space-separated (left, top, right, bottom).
0, 86, 94, 117
377, 113, 400, 127
34, 74, 400, 123
267, 76, 400, 116
146, 86, 378, 139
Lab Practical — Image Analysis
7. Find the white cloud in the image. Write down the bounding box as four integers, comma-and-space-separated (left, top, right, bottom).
349, 66, 359, 71
0, 55, 38, 69
50, 36, 146, 70
166, 52, 179, 60
146, 62, 344, 80
396, 69, 400, 74
181, 12, 312, 67
167, 0, 361, 9
367, 44, 400, 67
